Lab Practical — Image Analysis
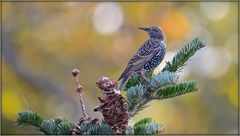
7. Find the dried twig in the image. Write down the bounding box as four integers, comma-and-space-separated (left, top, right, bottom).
71, 68, 99, 135
72, 68, 88, 118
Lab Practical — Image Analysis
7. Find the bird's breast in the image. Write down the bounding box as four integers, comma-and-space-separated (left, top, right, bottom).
143, 46, 166, 72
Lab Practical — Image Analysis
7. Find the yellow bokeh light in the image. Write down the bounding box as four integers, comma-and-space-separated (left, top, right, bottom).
160, 10, 191, 41
3, 89, 24, 120
227, 80, 238, 107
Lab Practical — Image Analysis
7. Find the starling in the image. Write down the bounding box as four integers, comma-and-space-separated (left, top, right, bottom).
118, 26, 167, 90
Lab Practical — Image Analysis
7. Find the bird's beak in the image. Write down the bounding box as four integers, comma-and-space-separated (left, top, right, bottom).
138, 27, 150, 31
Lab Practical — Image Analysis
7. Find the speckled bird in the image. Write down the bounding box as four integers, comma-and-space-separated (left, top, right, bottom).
118, 26, 167, 90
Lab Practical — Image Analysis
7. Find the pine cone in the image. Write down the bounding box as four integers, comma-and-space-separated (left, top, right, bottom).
94, 76, 129, 134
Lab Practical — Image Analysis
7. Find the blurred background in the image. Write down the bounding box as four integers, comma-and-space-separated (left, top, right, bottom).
1, 2, 238, 134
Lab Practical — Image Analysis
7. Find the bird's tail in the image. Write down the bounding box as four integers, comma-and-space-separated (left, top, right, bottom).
118, 76, 130, 91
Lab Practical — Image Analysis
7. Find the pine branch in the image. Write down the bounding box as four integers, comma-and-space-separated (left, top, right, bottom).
40, 119, 60, 135
127, 71, 179, 117
141, 122, 162, 134
129, 98, 151, 118
150, 71, 179, 88
56, 119, 76, 135
86, 120, 114, 135
162, 37, 206, 72
17, 111, 43, 128
77, 120, 94, 134
40, 118, 75, 135
133, 117, 153, 128
133, 118, 163, 135
128, 81, 198, 117
16, 111, 75, 135
124, 126, 134, 134
154, 81, 198, 100
126, 84, 146, 111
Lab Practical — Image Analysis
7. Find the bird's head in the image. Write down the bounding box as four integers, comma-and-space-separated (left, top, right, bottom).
138, 26, 166, 41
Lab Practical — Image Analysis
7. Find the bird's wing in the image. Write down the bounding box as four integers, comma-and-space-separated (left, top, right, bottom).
118, 40, 160, 80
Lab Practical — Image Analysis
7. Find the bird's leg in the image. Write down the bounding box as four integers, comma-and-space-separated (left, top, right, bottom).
139, 71, 150, 84
138, 71, 155, 91
140, 73, 155, 91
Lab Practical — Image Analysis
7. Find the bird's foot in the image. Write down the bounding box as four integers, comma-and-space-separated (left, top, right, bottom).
138, 71, 155, 91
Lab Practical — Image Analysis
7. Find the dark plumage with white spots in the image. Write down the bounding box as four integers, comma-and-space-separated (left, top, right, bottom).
118, 26, 167, 90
